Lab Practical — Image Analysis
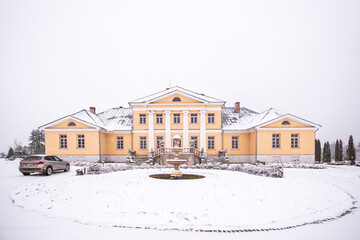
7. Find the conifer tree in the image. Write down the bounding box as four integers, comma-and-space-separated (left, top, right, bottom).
315, 139, 321, 163
322, 142, 327, 163
7, 147, 14, 158
339, 139, 343, 162
346, 135, 356, 165
335, 140, 340, 161
28, 129, 45, 154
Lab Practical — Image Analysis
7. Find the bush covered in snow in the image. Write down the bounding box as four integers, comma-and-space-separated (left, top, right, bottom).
270, 163, 327, 169
79, 162, 284, 178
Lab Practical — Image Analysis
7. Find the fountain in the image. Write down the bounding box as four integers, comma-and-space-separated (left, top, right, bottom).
149, 135, 205, 180
166, 135, 187, 179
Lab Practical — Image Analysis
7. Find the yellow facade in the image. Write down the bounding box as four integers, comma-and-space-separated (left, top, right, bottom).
42, 87, 319, 163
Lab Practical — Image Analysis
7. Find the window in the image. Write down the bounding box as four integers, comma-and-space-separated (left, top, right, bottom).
67, 122, 76, 127
208, 113, 215, 124
117, 136, 124, 150
140, 136, 147, 150
282, 120, 290, 125
77, 134, 85, 148
60, 135, 67, 148
272, 134, 280, 148
208, 136, 215, 150
173, 113, 180, 124
291, 134, 299, 148
191, 113, 198, 124
156, 114, 163, 124
232, 136, 239, 149
139, 114, 146, 124
156, 136, 163, 149
173, 138, 182, 147
172, 97, 181, 102
191, 136, 198, 149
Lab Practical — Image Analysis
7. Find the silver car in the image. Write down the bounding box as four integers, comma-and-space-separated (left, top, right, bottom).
19, 155, 70, 176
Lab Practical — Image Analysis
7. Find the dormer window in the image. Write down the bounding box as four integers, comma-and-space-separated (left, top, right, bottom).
172, 97, 181, 102
281, 120, 290, 125
67, 122, 76, 127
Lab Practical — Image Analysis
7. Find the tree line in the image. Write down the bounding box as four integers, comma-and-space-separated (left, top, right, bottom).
315, 135, 357, 165
3, 129, 45, 159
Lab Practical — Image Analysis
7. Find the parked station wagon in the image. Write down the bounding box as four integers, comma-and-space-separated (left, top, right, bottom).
19, 155, 70, 176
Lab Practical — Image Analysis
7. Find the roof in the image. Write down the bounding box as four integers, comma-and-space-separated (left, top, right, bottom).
129, 86, 225, 104
222, 107, 321, 130
97, 108, 133, 131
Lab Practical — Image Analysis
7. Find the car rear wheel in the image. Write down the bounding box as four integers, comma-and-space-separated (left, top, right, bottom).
22, 172, 30, 176
64, 164, 70, 172
45, 167, 53, 176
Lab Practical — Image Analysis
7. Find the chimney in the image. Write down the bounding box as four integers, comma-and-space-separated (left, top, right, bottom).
119, 106, 123, 108
235, 102, 240, 113
89, 107, 96, 114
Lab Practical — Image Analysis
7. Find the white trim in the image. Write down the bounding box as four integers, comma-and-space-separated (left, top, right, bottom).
165, 110, 171, 148
223, 130, 253, 134
132, 129, 223, 134
132, 107, 222, 111
255, 114, 321, 128
199, 110, 207, 151
147, 110, 155, 151
182, 110, 189, 148
44, 128, 100, 132
257, 127, 316, 131
40, 116, 101, 130
107, 130, 132, 134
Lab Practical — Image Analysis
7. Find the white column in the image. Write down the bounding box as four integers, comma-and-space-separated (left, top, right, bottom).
182, 110, 189, 148
147, 110, 154, 151
199, 110, 207, 151
164, 110, 172, 148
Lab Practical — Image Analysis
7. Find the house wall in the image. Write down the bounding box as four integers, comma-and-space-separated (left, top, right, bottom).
256, 129, 315, 155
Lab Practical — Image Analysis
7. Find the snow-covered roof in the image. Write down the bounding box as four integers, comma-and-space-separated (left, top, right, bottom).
71, 109, 107, 129
222, 107, 259, 130
97, 108, 132, 131
129, 86, 225, 104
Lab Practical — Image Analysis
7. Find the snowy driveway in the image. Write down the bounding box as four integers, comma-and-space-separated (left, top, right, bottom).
1, 159, 360, 240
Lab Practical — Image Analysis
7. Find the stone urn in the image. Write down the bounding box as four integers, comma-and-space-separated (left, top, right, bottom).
166, 135, 186, 179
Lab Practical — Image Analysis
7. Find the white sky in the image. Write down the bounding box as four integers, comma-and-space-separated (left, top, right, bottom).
0, 0, 359, 153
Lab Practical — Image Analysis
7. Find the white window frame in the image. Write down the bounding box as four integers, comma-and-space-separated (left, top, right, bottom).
272, 134, 280, 148
140, 136, 147, 150
191, 113, 198, 124
156, 136, 163, 149
117, 136, 124, 150
59, 135, 67, 149
191, 136, 198, 149
291, 134, 299, 148
173, 113, 180, 124
208, 136, 215, 150
208, 113, 215, 124
77, 134, 85, 149
139, 114, 146, 124
232, 136, 239, 150
156, 114, 163, 124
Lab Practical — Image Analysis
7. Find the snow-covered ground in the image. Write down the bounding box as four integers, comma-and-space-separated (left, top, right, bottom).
1, 159, 360, 240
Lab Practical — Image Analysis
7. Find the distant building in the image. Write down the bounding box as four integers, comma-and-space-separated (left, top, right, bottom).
40, 86, 320, 163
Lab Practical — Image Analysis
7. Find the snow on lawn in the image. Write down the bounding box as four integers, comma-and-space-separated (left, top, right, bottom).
9, 166, 354, 231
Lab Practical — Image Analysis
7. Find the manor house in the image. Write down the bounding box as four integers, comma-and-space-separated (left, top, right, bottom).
40, 86, 320, 164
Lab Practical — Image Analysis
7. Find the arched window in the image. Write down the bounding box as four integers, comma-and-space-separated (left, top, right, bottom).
67, 122, 76, 127
281, 120, 290, 125
172, 97, 181, 102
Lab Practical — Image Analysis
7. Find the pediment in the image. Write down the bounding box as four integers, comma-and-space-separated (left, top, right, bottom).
47, 118, 96, 129
260, 116, 318, 128
151, 92, 204, 104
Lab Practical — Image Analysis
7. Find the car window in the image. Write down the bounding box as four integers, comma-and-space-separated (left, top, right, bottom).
23, 156, 42, 161
53, 156, 61, 161
44, 156, 52, 161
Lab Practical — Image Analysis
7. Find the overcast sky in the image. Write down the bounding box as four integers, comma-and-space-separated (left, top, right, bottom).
0, 0, 359, 153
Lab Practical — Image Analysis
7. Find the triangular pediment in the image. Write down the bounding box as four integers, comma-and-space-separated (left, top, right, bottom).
129, 86, 225, 105
151, 92, 204, 104
258, 115, 320, 129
